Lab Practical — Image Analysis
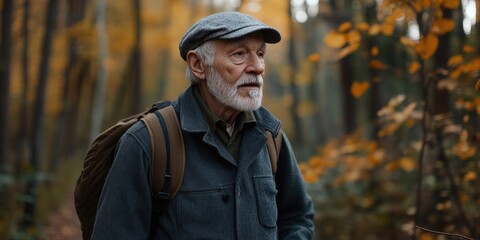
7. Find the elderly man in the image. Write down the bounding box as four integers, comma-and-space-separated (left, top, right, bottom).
91, 11, 314, 239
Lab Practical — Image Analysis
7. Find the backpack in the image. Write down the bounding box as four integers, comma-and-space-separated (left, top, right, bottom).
74, 102, 282, 240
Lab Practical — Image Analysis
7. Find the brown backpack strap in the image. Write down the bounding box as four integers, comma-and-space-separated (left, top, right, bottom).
158, 106, 185, 198
142, 113, 166, 195
265, 129, 283, 175
142, 105, 185, 199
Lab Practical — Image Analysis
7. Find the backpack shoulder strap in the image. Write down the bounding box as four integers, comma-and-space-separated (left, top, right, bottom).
265, 129, 283, 175
142, 105, 185, 200
156, 105, 185, 198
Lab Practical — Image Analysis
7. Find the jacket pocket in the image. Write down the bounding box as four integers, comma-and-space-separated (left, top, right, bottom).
177, 185, 234, 240
253, 176, 278, 228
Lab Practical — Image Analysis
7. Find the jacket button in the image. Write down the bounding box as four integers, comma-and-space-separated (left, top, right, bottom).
222, 194, 230, 203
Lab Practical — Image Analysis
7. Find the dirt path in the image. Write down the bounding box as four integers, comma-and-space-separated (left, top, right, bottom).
43, 193, 82, 240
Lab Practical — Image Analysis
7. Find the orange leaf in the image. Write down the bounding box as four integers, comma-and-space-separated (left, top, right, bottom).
447, 55, 463, 67
421, 0, 432, 8
450, 67, 463, 80
347, 30, 362, 44
433, 18, 455, 35
351, 81, 370, 98
384, 9, 403, 23
308, 53, 321, 62
464, 171, 477, 181
400, 36, 416, 48
370, 60, 387, 70
382, 23, 395, 36
463, 44, 475, 53
337, 43, 360, 59
399, 157, 415, 172
324, 31, 347, 49
356, 22, 369, 31
409, 61, 421, 74
371, 46, 379, 57
368, 24, 381, 36
339, 22, 352, 33
419, 232, 435, 240
476, 80, 480, 92
416, 33, 439, 60
443, 0, 460, 9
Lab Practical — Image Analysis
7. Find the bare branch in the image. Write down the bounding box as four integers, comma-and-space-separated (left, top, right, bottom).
416, 225, 475, 240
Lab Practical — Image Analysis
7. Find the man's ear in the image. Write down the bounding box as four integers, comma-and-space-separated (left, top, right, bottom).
186, 51, 206, 80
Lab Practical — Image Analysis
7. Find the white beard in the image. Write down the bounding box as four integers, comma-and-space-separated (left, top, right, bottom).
206, 68, 263, 111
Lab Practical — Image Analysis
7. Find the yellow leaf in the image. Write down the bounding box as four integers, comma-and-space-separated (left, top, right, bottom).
347, 30, 362, 44
356, 22, 369, 31
409, 61, 421, 74
414, 1, 422, 12
378, 123, 400, 137
339, 22, 352, 33
371, 46, 379, 57
422, 0, 432, 8
464, 171, 477, 181
433, 18, 455, 35
443, 0, 460, 9
401, 36, 416, 48
302, 168, 319, 183
463, 44, 475, 53
385, 162, 399, 172
437, 79, 457, 91
404, 102, 417, 116
351, 81, 370, 98
416, 33, 439, 60
382, 22, 395, 36
344, 169, 362, 182
368, 24, 381, 36
324, 31, 347, 49
419, 232, 435, 240
452, 130, 477, 159
384, 9, 403, 23
308, 53, 321, 62
337, 43, 360, 59
370, 60, 387, 70
399, 157, 415, 171
460, 129, 468, 142
450, 67, 463, 80
467, 58, 480, 72
447, 55, 463, 67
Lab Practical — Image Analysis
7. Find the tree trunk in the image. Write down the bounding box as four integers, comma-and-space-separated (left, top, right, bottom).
90, 0, 108, 142
157, 1, 173, 100
22, 0, 58, 229
365, 1, 381, 138
336, 0, 356, 135
287, 3, 304, 144
49, 0, 88, 171
16, 0, 30, 176
131, 0, 143, 113
0, 0, 14, 173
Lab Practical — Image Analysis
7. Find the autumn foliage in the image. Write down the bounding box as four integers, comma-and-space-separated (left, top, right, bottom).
301, 0, 480, 239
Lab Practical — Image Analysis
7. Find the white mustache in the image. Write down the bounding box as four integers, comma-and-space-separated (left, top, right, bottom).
235, 74, 263, 87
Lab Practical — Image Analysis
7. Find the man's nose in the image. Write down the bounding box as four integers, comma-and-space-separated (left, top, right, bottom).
245, 54, 265, 75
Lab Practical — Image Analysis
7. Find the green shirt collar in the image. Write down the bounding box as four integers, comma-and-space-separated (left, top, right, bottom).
192, 85, 256, 134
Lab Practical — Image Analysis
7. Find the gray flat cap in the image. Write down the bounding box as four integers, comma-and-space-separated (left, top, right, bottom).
179, 11, 281, 60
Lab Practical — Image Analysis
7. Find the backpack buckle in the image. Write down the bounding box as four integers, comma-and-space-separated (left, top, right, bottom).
156, 192, 171, 200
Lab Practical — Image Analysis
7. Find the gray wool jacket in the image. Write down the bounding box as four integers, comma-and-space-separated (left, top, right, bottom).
91, 85, 315, 240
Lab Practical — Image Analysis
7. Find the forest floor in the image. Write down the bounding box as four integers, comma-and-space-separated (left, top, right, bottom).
43, 192, 82, 240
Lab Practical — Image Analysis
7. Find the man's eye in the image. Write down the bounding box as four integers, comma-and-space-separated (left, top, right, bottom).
233, 51, 245, 58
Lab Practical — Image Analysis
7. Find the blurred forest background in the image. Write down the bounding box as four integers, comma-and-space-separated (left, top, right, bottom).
0, 0, 479, 239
